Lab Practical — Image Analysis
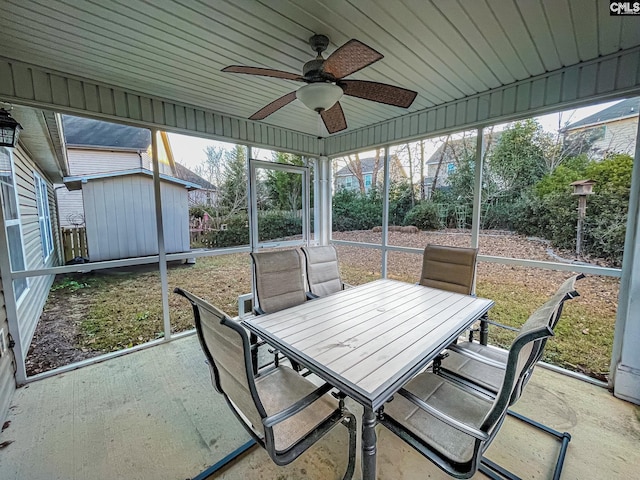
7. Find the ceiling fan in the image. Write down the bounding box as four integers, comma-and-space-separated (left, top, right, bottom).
222, 34, 418, 134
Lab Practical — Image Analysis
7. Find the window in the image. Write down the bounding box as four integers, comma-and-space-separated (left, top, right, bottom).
0, 148, 28, 299
364, 174, 372, 191
345, 176, 353, 189
34, 172, 54, 260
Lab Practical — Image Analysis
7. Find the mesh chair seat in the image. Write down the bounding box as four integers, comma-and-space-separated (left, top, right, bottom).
382, 372, 493, 465
256, 367, 337, 451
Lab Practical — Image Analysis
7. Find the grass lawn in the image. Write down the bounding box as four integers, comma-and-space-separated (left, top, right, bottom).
30, 234, 618, 380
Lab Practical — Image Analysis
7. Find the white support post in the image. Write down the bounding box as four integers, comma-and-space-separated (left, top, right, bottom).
151, 130, 171, 341
381, 146, 390, 278
247, 146, 258, 252
471, 128, 484, 251
611, 119, 640, 404
317, 155, 331, 245
0, 193, 26, 384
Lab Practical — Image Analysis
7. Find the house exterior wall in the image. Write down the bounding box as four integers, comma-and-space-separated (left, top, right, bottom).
67, 148, 143, 174
567, 116, 638, 159
82, 175, 189, 261
12, 144, 60, 355
0, 143, 61, 422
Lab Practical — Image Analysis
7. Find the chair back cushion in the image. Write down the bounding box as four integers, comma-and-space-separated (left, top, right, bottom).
301, 245, 343, 296
178, 289, 265, 433
419, 244, 478, 295
251, 249, 307, 313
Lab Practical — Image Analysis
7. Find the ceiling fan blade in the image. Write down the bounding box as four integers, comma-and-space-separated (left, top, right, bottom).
249, 91, 298, 120
323, 39, 383, 79
222, 65, 304, 82
320, 102, 347, 134
339, 80, 417, 108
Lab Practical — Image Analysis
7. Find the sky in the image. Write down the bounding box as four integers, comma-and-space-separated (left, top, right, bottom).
167, 99, 623, 171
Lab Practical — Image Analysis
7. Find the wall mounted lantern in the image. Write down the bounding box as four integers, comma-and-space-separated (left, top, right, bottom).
0, 108, 23, 148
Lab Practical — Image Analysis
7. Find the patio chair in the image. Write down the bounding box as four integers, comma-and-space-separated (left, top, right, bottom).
301, 245, 349, 297
377, 295, 559, 479
436, 274, 583, 401
175, 288, 357, 479
419, 244, 478, 295
250, 249, 309, 372
429, 274, 583, 479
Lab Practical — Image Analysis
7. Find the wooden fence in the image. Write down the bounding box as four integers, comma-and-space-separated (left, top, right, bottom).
61, 227, 88, 263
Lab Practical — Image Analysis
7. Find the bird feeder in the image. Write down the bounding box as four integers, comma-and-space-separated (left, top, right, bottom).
570, 179, 596, 256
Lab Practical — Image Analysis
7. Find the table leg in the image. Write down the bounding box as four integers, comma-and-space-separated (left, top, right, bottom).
361, 406, 377, 480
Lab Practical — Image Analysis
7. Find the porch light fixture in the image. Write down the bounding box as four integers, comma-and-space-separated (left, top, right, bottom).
0, 108, 22, 148
296, 82, 343, 112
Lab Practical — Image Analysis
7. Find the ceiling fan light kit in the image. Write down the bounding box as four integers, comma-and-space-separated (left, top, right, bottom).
222, 34, 417, 134
296, 83, 343, 112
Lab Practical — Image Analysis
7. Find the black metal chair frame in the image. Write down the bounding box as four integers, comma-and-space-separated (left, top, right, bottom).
176, 287, 357, 479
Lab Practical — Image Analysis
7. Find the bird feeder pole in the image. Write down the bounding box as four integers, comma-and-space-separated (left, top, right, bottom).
570, 180, 596, 256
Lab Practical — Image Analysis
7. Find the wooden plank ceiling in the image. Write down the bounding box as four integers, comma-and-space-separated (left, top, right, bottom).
1, 0, 639, 139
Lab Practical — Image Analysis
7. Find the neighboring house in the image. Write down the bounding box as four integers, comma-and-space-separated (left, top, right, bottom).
562, 97, 640, 159
334, 156, 406, 193
173, 162, 216, 207
59, 116, 203, 261
0, 105, 67, 421
422, 132, 500, 198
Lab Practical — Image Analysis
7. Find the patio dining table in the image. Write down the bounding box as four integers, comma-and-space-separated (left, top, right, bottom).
242, 278, 494, 480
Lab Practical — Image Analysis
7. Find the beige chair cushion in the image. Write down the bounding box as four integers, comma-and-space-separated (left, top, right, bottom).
302, 245, 344, 297
252, 249, 307, 313
384, 372, 493, 465
419, 244, 478, 295
256, 367, 338, 452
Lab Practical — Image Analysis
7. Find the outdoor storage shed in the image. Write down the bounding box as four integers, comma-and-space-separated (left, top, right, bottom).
64, 169, 198, 261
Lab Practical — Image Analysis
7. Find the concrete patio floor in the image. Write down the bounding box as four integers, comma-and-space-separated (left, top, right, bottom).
1, 335, 638, 480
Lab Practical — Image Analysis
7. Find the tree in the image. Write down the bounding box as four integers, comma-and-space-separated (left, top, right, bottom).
219, 145, 248, 215
488, 119, 546, 199
194, 145, 224, 189
264, 152, 304, 211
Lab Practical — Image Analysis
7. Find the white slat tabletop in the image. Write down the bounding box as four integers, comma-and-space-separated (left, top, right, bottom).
243, 279, 494, 409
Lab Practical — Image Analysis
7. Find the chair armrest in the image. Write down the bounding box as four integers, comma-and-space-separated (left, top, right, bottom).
447, 344, 507, 370
262, 383, 334, 428
306, 292, 319, 299
481, 318, 519, 332
253, 306, 266, 315
397, 387, 489, 441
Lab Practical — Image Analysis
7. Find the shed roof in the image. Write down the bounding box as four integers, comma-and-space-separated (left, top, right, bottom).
63, 168, 201, 191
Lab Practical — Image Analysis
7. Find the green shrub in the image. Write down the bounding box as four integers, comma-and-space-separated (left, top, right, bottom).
403, 201, 440, 230
332, 188, 382, 231
258, 211, 303, 242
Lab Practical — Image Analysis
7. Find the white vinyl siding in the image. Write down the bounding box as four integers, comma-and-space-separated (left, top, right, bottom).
82, 174, 189, 261
67, 148, 143, 175
10, 144, 59, 355
0, 147, 28, 300
34, 172, 53, 260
